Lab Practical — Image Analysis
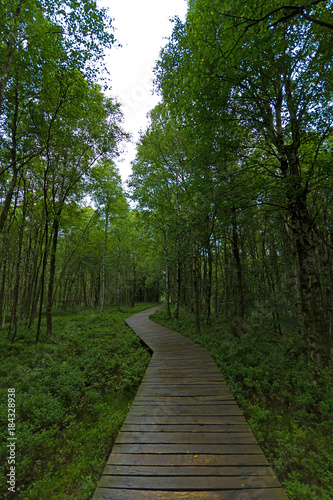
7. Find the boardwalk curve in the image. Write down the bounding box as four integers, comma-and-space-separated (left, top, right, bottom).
93, 305, 288, 500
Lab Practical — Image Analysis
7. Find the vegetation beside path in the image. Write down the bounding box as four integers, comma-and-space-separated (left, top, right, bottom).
0, 304, 153, 499
152, 306, 333, 500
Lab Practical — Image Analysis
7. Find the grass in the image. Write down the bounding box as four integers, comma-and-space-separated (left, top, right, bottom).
151, 305, 333, 500
0, 303, 155, 499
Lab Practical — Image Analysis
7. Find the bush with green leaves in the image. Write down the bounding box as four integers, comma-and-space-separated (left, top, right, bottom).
0, 304, 153, 499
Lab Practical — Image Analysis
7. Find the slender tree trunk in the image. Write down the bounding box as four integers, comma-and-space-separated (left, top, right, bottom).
162, 229, 171, 318
205, 241, 213, 325
262, 233, 282, 336
192, 245, 201, 335
9, 181, 27, 342
131, 260, 136, 308
46, 218, 60, 338
117, 242, 121, 310
0, 207, 15, 330
223, 238, 230, 320
100, 208, 109, 317
35, 223, 49, 344
174, 259, 181, 320
231, 216, 244, 337
0, 76, 20, 234
214, 239, 219, 318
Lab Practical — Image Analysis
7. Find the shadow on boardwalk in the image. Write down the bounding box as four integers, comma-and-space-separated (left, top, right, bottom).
93, 305, 288, 500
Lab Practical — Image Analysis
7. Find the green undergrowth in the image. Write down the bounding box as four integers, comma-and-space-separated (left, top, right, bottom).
152, 306, 333, 500
0, 303, 155, 499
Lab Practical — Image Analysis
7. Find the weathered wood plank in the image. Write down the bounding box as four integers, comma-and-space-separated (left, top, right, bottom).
98, 475, 283, 490
121, 423, 249, 432
135, 388, 235, 397
107, 453, 270, 467
112, 443, 263, 454
124, 415, 253, 425
128, 405, 243, 416
134, 396, 236, 404
103, 465, 276, 476
117, 432, 257, 444
94, 488, 288, 500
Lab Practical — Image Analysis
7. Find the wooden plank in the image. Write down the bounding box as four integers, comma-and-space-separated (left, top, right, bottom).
128, 405, 243, 416
97, 475, 283, 490
135, 388, 235, 397
107, 453, 270, 466
141, 378, 226, 383
146, 367, 221, 372
112, 444, 263, 454
132, 399, 238, 404
124, 415, 254, 425
94, 488, 288, 500
134, 396, 236, 404
117, 432, 257, 444
139, 384, 229, 389
103, 465, 276, 476
121, 424, 249, 433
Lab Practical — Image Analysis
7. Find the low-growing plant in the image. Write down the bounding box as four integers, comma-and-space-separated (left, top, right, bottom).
0, 304, 154, 499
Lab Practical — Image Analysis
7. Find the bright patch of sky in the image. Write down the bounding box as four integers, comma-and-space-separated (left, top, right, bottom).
97, 0, 188, 183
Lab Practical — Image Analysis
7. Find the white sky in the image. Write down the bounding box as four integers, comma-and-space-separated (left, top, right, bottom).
97, 0, 188, 184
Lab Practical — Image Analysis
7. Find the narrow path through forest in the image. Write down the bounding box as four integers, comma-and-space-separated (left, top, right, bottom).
93, 305, 288, 499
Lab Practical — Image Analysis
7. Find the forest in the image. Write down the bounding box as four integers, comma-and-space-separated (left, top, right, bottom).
0, 0, 332, 499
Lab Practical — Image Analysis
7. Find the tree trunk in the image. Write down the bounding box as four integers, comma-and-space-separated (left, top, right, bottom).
46, 218, 60, 338
231, 216, 244, 337
289, 196, 331, 371
174, 255, 181, 320
192, 245, 201, 335
214, 239, 219, 318
100, 208, 109, 317
35, 222, 49, 344
117, 242, 121, 310
162, 229, 171, 318
9, 181, 27, 342
205, 241, 213, 325
0, 206, 15, 330
131, 259, 136, 308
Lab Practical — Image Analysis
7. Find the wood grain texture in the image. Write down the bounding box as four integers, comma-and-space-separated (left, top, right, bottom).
93, 305, 288, 499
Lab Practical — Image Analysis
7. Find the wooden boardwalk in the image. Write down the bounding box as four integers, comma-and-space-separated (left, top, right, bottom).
93, 305, 288, 500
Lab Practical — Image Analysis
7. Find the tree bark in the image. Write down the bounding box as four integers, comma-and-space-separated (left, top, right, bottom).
9, 180, 27, 342
192, 245, 201, 335
204, 241, 213, 325
281, 144, 331, 371
231, 215, 244, 337
162, 229, 171, 318
174, 245, 181, 321
46, 218, 60, 338
100, 208, 109, 317
35, 222, 49, 344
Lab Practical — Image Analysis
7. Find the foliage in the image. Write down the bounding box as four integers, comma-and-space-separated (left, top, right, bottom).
0, 304, 154, 499
152, 306, 333, 500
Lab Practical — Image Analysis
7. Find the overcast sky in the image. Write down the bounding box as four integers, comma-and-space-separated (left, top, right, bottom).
97, 0, 188, 183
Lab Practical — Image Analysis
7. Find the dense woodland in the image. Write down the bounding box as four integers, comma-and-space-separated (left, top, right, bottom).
0, 0, 161, 344
0, 0, 333, 498
131, 0, 333, 379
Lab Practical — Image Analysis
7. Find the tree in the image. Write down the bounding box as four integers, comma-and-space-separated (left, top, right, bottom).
154, 0, 332, 373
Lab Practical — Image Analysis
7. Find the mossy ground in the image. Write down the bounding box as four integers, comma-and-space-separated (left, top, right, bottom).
152, 306, 333, 500
0, 304, 155, 499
